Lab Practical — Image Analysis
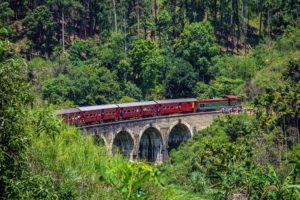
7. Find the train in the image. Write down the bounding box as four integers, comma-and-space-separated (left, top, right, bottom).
55, 95, 242, 126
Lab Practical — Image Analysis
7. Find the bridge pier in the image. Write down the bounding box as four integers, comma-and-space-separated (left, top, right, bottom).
81, 112, 221, 163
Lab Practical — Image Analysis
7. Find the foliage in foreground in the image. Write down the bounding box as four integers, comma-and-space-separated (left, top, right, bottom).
0, 46, 175, 199
5, 108, 177, 199
161, 113, 300, 200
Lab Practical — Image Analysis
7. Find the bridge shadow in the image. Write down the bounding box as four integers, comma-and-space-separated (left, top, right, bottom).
168, 123, 191, 154
138, 127, 163, 163
112, 131, 134, 159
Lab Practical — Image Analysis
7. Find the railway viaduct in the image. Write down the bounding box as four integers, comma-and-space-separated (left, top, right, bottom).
80, 111, 222, 163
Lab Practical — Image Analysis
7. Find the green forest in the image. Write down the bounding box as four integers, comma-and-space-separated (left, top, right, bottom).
0, 0, 300, 199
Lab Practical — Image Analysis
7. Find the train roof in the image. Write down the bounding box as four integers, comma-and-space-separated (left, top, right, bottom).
198, 98, 228, 102
155, 98, 197, 104
54, 108, 80, 115
223, 95, 240, 100
117, 101, 157, 108
78, 104, 118, 111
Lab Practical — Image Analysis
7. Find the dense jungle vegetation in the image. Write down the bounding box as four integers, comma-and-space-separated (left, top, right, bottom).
0, 0, 300, 199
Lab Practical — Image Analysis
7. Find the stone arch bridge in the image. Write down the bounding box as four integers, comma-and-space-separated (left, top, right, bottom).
80, 111, 222, 163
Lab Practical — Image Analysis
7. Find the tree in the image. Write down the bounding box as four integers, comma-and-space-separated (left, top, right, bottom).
176, 21, 219, 82
129, 39, 157, 86
156, 9, 172, 40
164, 59, 197, 98
42, 74, 74, 104
140, 48, 167, 96
210, 76, 245, 97
193, 82, 213, 99
43, 64, 121, 106
99, 32, 127, 70
0, 2, 14, 38
122, 81, 142, 101
0, 41, 31, 197
23, 5, 57, 56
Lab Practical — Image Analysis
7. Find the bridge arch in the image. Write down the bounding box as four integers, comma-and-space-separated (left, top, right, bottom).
92, 130, 108, 147
93, 134, 107, 146
167, 121, 192, 153
138, 126, 163, 163
112, 128, 134, 159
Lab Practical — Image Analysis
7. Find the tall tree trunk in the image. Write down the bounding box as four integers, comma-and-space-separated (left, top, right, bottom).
235, 0, 240, 53
152, 0, 158, 40
242, 0, 247, 55
214, 0, 217, 23
259, 1, 263, 36
231, 0, 234, 53
88, 0, 94, 36
113, 0, 118, 32
62, 11, 65, 51
284, 116, 288, 161
267, 4, 271, 44
123, 12, 127, 53
136, 0, 140, 36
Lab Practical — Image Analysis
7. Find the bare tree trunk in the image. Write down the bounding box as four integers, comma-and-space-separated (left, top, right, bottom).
154, 0, 158, 21
123, 12, 127, 53
235, 0, 240, 53
259, 11, 262, 35
284, 116, 288, 161
231, 0, 234, 53
268, 8, 271, 36
152, 0, 158, 40
62, 11, 65, 51
242, 0, 247, 55
113, 0, 118, 32
137, 0, 140, 36
88, 0, 94, 36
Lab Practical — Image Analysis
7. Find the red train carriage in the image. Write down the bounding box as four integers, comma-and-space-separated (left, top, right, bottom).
100, 105, 119, 121
155, 98, 197, 115
118, 101, 157, 119
55, 108, 81, 125
79, 104, 119, 124
54, 96, 242, 126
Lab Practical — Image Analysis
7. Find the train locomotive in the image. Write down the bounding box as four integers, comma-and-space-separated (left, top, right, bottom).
55, 96, 242, 126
